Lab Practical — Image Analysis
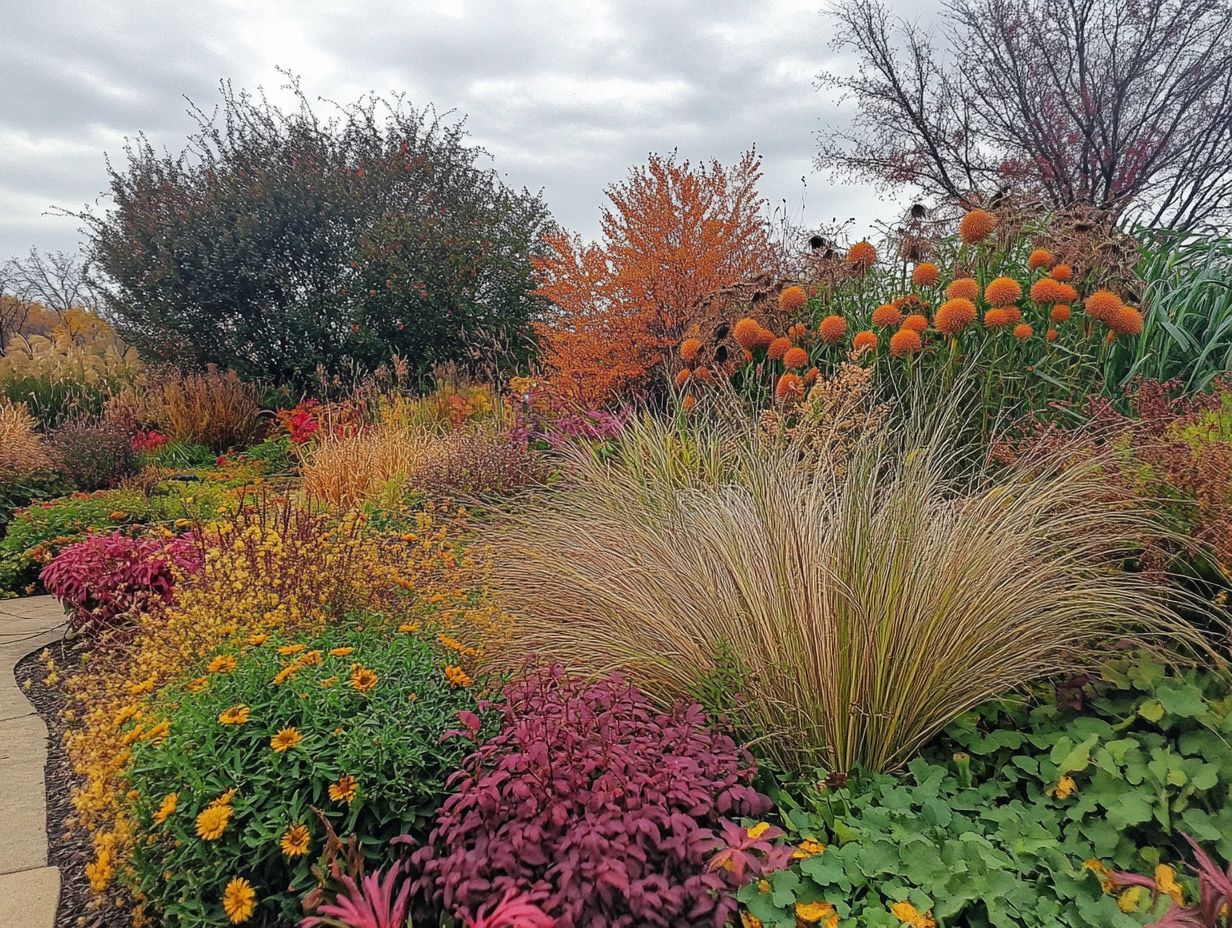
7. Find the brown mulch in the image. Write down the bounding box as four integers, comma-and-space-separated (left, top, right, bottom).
15, 638, 129, 928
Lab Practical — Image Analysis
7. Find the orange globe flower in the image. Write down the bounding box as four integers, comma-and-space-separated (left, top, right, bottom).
902, 313, 929, 333
934, 298, 976, 336
1050, 304, 1071, 323
984, 277, 1022, 306
1049, 263, 1073, 281
1056, 282, 1078, 303
871, 304, 903, 328
852, 330, 878, 355
679, 338, 702, 364
682, 395, 697, 412
818, 315, 847, 344
775, 372, 804, 401
693, 366, 712, 383
1084, 289, 1123, 322
734, 317, 773, 350
803, 367, 820, 386
890, 328, 923, 357
779, 285, 808, 311
959, 209, 996, 244
1003, 306, 1023, 324
911, 262, 940, 287
1027, 248, 1055, 271
847, 240, 877, 269
768, 336, 793, 360
984, 308, 1011, 328
1013, 323, 1034, 341
1109, 305, 1144, 336
787, 322, 809, 343
1046, 327, 1059, 342
783, 346, 809, 369
674, 368, 691, 387
946, 278, 980, 301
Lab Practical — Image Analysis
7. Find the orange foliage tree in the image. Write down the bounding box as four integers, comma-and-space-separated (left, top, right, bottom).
533, 150, 775, 405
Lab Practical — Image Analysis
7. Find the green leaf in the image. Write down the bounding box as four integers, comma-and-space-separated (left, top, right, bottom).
1138, 699, 1166, 722
1155, 682, 1208, 718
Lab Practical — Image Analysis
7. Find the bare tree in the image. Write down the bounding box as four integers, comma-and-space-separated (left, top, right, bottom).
818, 0, 1232, 231
7, 249, 98, 316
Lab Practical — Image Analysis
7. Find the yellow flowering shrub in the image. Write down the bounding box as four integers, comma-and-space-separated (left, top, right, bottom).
60, 494, 496, 916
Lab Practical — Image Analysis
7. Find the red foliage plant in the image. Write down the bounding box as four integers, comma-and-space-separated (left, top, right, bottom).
413, 667, 771, 928
533, 151, 776, 406
40, 531, 202, 633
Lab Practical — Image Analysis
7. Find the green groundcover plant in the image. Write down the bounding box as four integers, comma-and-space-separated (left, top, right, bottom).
737, 657, 1232, 928
125, 620, 490, 927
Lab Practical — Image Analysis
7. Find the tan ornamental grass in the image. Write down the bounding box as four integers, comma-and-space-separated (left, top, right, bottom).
301, 423, 437, 510
487, 410, 1206, 775
0, 400, 55, 476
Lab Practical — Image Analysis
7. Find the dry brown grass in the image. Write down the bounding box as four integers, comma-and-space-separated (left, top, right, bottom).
143, 366, 262, 451
0, 400, 54, 475
487, 410, 1206, 775
301, 423, 435, 509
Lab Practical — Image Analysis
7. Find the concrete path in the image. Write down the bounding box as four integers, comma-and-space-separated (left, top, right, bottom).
0, 596, 67, 928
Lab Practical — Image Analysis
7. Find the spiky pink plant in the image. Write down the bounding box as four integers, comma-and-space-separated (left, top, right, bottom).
463, 889, 555, 928
300, 863, 412, 928
1111, 834, 1232, 927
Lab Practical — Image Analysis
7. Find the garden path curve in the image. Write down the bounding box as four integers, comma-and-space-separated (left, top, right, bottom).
0, 595, 66, 928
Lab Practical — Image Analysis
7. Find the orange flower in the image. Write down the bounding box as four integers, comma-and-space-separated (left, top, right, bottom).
693, 366, 712, 383
1013, 323, 1034, 340
218, 705, 250, 726
1084, 289, 1123, 322
280, 824, 311, 858
270, 728, 302, 753
779, 285, 808, 311
818, 315, 847, 344
945, 277, 979, 301
1047, 327, 1059, 342
852, 330, 878, 355
911, 262, 939, 287
1027, 247, 1055, 271
775, 372, 804, 401
767, 336, 793, 361
984, 308, 1010, 328
901, 313, 929, 333
328, 775, 358, 804
787, 322, 809, 343
1049, 263, 1073, 281
890, 328, 923, 357
349, 665, 378, 692
1002, 306, 1023, 324
1029, 278, 1065, 304
847, 240, 877, 269
679, 338, 703, 364
733, 317, 773, 350
934, 298, 976, 336
959, 208, 996, 244
1108, 305, 1144, 336
803, 367, 820, 386
278, 643, 306, 655
1056, 282, 1079, 303
871, 304, 903, 328
674, 368, 691, 387
445, 665, 473, 688
1050, 304, 1071, 323
682, 395, 697, 412
783, 346, 809, 369
207, 655, 237, 675
983, 277, 1022, 305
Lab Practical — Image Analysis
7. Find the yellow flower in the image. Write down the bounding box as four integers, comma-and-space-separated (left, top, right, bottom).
398, 622, 421, 634
329, 775, 358, 804
270, 728, 302, 753
1155, 864, 1185, 907
747, 822, 771, 840
757, 879, 770, 893
795, 901, 838, 927
247, 634, 268, 646
218, 705, 251, 726
279, 824, 311, 858
195, 804, 231, 841
129, 675, 157, 695
740, 912, 763, 928
891, 901, 937, 928
186, 675, 210, 693
445, 665, 472, 688
278, 643, 306, 655
207, 655, 237, 675
329, 647, 354, 657
1083, 859, 1115, 894
793, 839, 827, 859
349, 665, 378, 692
222, 877, 256, 923
1048, 775, 1077, 799
272, 664, 300, 686
320, 675, 338, 689
153, 793, 178, 825
1118, 886, 1145, 913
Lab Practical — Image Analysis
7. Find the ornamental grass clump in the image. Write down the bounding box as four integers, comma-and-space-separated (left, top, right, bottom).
302, 423, 436, 509
414, 666, 770, 928
489, 411, 1201, 775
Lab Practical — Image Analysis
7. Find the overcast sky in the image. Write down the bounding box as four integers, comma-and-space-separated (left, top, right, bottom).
1, 0, 938, 263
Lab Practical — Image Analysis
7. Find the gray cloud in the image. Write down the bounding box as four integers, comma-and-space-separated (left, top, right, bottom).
0, 0, 925, 263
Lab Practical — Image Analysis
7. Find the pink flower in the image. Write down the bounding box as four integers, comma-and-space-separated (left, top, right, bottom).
463, 889, 555, 928
301, 864, 411, 928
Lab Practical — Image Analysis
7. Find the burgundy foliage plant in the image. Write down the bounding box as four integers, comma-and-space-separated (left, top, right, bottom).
414, 667, 771, 928
40, 530, 202, 633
